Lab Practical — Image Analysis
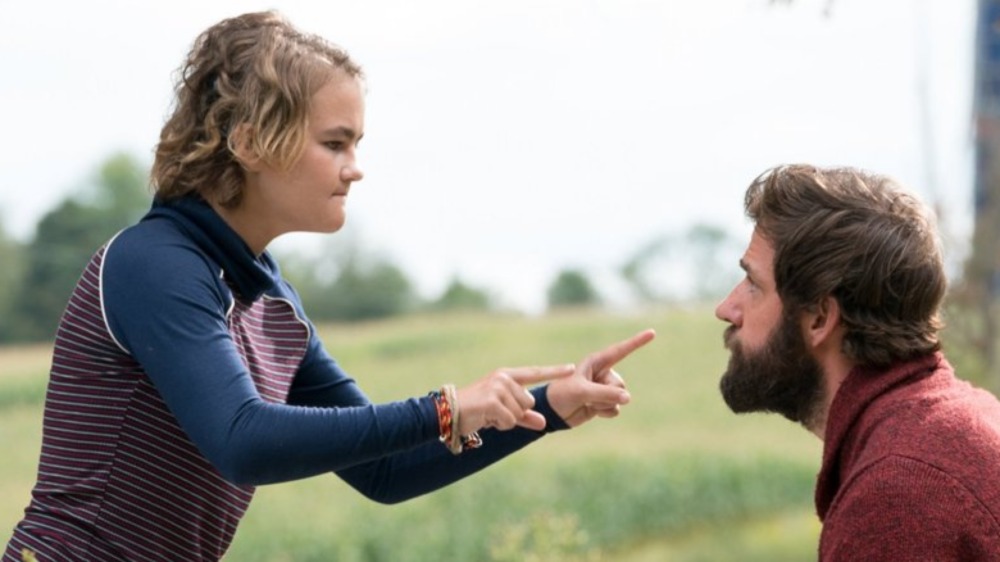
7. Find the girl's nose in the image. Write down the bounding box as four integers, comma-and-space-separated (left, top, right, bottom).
342, 163, 364, 183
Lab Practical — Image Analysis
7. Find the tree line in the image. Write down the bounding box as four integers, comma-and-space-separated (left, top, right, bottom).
0, 153, 741, 344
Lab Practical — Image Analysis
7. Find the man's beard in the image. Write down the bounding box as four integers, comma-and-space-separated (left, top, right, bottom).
719, 312, 825, 427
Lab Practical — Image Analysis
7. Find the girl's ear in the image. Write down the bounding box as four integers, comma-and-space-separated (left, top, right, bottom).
802, 295, 842, 350
229, 124, 263, 172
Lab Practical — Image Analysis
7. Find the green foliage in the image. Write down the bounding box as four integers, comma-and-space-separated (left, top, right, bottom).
0, 221, 25, 340
489, 511, 599, 562
427, 277, 494, 312
86, 153, 153, 224
227, 452, 815, 562
619, 222, 742, 305
684, 223, 742, 302
12, 200, 108, 340
327, 258, 414, 321
220, 308, 825, 561
621, 235, 671, 304
0, 377, 45, 411
547, 269, 601, 310
0, 308, 826, 561
278, 235, 417, 323
7, 153, 150, 341
296, 257, 414, 322
624, 507, 821, 562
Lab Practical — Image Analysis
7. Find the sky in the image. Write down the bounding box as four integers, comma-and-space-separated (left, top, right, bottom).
0, 0, 977, 313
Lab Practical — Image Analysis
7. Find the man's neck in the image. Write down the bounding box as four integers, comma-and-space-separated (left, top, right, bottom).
807, 351, 855, 440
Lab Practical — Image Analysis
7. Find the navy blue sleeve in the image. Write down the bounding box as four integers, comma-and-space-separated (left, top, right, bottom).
103, 229, 439, 485
285, 314, 571, 503
333, 385, 570, 504
102, 227, 568, 494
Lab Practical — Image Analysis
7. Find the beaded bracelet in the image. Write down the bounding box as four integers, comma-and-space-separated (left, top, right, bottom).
429, 388, 455, 451
430, 384, 482, 455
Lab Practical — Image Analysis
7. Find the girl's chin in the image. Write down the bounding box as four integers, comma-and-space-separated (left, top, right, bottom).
323, 218, 347, 233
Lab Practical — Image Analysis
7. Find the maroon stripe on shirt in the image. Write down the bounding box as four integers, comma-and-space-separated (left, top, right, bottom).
5, 243, 309, 561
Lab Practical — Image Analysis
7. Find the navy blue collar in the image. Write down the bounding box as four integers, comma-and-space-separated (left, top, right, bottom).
144, 196, 278, 302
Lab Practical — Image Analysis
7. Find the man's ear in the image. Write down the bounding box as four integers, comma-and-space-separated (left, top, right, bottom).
229, 124, 263, 172
802, 295, 842, 349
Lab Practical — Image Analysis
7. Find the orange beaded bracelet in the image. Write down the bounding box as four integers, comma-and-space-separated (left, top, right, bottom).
430, 384, 481, 455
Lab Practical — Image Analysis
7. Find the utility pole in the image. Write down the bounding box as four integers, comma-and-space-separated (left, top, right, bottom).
969, 0, 1000, 387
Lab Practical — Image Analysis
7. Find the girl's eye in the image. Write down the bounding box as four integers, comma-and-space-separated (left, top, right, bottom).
325, 141, 344, 151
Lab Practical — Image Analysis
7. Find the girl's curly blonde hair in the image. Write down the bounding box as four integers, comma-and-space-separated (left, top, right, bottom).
151, 11, 363, 208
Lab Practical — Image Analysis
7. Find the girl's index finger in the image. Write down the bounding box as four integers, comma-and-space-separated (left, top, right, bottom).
504, 364, 576, 386
592, 329, 656, 368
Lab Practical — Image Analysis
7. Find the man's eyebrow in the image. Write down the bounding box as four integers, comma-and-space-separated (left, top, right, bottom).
739, 258, 758, 282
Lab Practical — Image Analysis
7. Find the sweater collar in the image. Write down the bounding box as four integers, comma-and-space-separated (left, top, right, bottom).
814, 352, 943, 518
144, 196, 278, 302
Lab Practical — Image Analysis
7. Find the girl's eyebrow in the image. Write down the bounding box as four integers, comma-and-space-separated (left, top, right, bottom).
320, 126, 363, 141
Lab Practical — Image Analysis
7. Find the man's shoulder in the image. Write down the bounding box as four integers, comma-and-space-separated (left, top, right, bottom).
823, 454, 1000, 561
874, 374, 1000, 450
846, 400, 1000, 519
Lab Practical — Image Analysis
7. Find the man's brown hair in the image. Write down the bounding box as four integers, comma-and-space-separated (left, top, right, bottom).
745, 164, 946, 368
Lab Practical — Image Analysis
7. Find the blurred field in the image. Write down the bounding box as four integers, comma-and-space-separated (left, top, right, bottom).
0, 307, 824, 560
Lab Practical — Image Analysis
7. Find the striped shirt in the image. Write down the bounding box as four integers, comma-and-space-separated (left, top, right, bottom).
5, 197, 563, 561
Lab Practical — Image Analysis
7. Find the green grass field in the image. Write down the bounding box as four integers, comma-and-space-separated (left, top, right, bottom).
0, 308, 824, 560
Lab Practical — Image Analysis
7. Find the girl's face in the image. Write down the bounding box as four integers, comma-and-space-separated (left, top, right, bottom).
236, 74, 365, 251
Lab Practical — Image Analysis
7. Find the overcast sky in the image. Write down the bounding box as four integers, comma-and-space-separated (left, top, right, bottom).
0, 0, 976, 312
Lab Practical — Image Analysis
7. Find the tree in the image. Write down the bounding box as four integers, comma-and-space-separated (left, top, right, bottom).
12, 201, 105, 340
547, 269, 601, 310
684, 223, 741, 302
88, 152, 154, 224
0, 220, 25, 340
620, 223, 740, 305
620, 235, 672, 304
324, 257, 414, 321
428, 277, 493, 312
10, 153, 150, 341
277, 235, 416, 322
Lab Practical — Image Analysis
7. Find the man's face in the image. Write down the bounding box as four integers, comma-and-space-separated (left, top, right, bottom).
715, 228, 825, 425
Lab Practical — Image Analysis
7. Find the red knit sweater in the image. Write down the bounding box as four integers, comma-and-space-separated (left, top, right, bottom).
816, 352, 1000, 561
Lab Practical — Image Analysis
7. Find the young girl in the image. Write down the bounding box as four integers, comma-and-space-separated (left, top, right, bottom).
4, 11, 654, 561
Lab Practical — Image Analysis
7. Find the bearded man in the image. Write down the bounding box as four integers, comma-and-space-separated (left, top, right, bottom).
716, 164, 1000, 560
